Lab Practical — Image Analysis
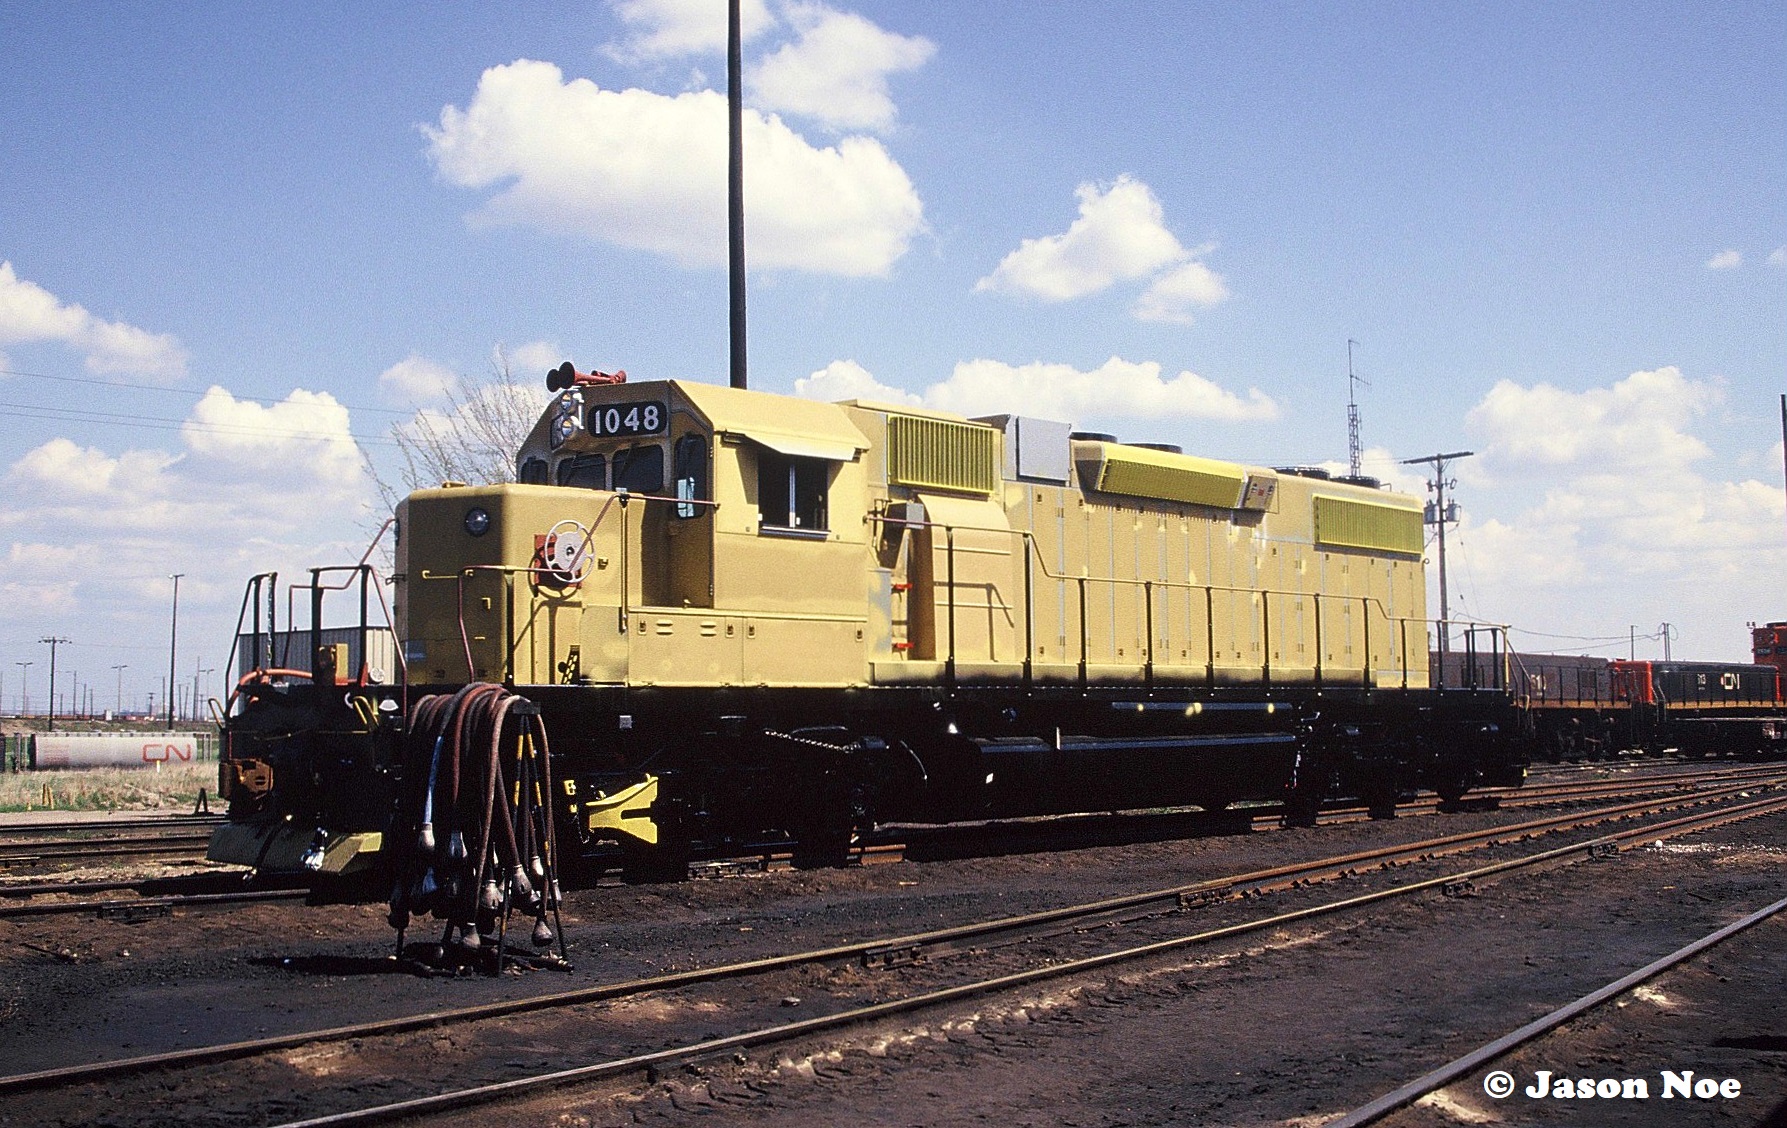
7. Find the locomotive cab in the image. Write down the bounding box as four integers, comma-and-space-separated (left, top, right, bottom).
397, 379, 878, 690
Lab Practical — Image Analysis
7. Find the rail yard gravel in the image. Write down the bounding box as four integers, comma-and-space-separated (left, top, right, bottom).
0, 781, 1781, 1127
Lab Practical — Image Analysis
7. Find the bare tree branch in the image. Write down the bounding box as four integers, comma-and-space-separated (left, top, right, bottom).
370, 349, 550, 516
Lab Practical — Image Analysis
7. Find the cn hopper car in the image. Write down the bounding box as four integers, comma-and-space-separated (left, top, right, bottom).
1503, 651, 1787, 761
209, 368, 1533, 889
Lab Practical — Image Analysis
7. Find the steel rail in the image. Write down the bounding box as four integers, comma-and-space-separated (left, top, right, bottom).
2, 775, 1779, 1100
0, 886, 309, 920
262, 789, 1787, 1128
0, 815, 223, 837
0, 831, 215, 863
1324, 890, 1787, 1128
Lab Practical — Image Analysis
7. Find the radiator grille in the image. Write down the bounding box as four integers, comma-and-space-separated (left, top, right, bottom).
1093, 447, 1247, 508
1313, 496, 1423, 556
887, 415, 997, 494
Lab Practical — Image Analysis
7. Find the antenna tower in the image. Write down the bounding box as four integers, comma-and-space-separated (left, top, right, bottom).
1346, 339, 1367, 478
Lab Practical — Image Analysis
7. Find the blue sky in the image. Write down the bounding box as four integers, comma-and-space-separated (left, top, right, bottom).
2, 1, 1783, 713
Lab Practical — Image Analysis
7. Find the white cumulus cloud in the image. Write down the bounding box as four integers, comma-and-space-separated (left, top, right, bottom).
793, 358, 921, 405
1706, 249, 1743, 270
379, 355, 459, 404
1769, 246, 1787, 268
500, 340, 569, 380
0, 386, 380, 676
425, 60, 924, 277
607, 0, 775, 61
748, 3, 935, 132
0, 261, 188, 380
1445, 366, 1784, 655
1466, 366, 1714, 472
975, 177, 1228, 324
929, 357, 1275, 422
1134, 260, 1231, 325
797, 355, 1277, 424
182, 386, 367, 496
976, 177, 1186, 301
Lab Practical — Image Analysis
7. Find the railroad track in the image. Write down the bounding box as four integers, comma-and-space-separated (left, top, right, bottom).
0, 814, 223, 838
0, 829, 217, 867
3, 771, 1781, 1127
0, 760, 1765, 918
1327, 892, 1787, 1126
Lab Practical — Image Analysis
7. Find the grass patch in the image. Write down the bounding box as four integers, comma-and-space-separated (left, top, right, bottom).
0, 762, 216, 813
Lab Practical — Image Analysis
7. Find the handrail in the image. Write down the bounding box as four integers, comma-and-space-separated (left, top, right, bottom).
223, 541, 408, 720
223, 571, 278, 717
306, 563, 407, 706
869, 508, 1511, 692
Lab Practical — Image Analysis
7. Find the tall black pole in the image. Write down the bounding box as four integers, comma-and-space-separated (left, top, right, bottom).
727, 0, 747, 390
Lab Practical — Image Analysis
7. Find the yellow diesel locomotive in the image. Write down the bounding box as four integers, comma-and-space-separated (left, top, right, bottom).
211, 368, 1528, 890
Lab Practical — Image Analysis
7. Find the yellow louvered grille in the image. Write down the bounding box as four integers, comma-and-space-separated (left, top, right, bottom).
1094, 448, 1246, 508
887, 415, 997, 494
1313, 496, 1424, 556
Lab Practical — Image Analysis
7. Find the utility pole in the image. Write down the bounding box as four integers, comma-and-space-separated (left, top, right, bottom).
1659, 622, 1675, 661
14, 661, 30, 717
39, 636, 69, 732
1402, 450, 1473, 660
166, 573, 183, 731
112, 664, 128, 716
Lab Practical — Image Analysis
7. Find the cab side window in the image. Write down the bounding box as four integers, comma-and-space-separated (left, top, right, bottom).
758, 452, 828, 532
673, 434, 708, 517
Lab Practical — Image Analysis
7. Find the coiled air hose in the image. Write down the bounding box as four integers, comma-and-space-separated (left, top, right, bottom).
386, 683, 568, 971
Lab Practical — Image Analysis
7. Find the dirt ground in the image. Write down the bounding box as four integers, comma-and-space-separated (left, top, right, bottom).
0, 784, 1782, 1127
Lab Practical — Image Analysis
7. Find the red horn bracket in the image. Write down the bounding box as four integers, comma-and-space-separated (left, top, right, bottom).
547, 362, 629, 391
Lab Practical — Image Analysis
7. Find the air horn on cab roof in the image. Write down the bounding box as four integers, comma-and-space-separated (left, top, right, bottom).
546, 361, 627, 390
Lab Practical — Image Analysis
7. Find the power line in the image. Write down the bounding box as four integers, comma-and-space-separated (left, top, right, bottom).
0, 398, 401, 447
1510, 626, 1665, 645
1, 366, 415, 417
